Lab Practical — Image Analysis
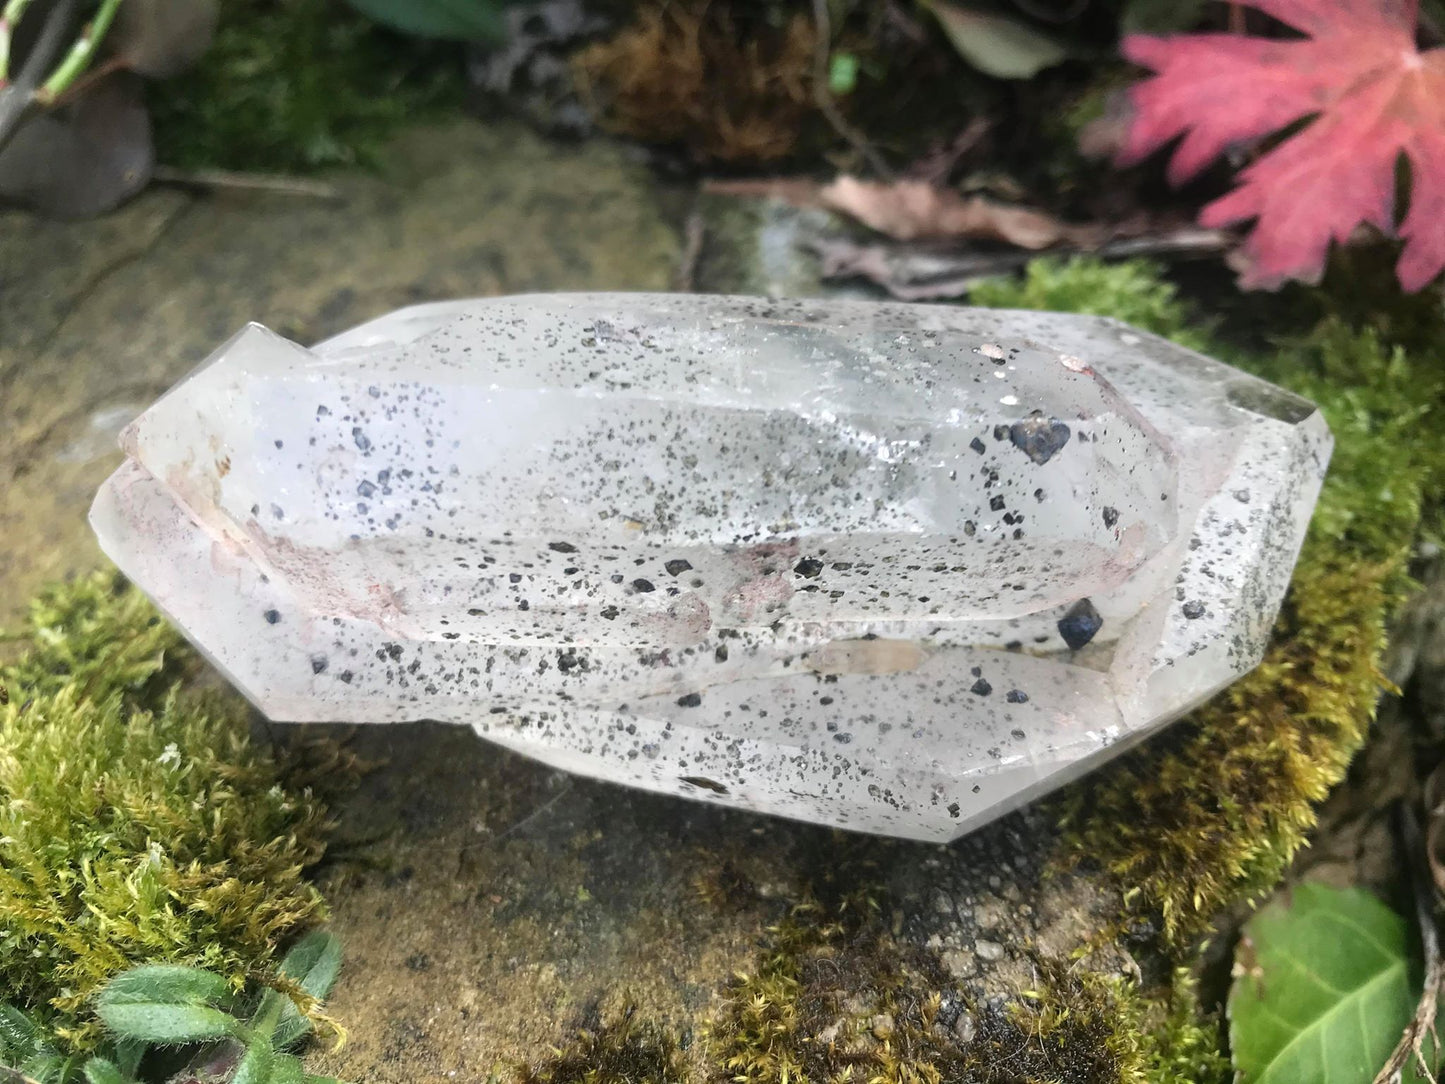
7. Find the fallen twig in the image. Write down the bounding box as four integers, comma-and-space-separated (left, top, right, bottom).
149, 166, 343, 200
812, 228, 1228, 300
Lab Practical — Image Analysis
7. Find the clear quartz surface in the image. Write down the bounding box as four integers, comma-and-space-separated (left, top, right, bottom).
91, 294, 1332, 841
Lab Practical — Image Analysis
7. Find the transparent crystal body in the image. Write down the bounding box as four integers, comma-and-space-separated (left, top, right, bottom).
91, 294, 1331, 841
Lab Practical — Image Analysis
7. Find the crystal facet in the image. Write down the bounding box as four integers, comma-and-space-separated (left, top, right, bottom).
90, 294, 1331, 841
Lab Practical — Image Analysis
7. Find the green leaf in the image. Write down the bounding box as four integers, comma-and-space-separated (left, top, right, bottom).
928, 0, 1068, 79
95, 965, 230, 1008
1228, 883, 1425, 1084
341, 0, 507, 41
111, 1041, 143, 1079
279, 933, 343, 1003
1120, 0, 1208, 34
82, 1058, 129, 1084
270, 1054, 306, 1084
230, 1042, 274, 1084
0, 1004, 43, 1060
94, 1003, 240, 1046
271, 931, 344, 1049
16, 1053, 67, 1084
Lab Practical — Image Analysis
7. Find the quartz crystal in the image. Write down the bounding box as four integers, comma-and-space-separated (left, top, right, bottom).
90, 294, 1331, 841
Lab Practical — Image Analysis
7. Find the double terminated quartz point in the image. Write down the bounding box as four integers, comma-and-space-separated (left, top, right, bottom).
91, 294, 1331, 841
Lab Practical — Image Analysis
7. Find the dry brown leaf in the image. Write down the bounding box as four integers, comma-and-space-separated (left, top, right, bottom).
820, 175, 1104, 248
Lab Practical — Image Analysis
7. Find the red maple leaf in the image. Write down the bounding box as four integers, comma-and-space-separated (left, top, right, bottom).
1119, 0, 1445, 291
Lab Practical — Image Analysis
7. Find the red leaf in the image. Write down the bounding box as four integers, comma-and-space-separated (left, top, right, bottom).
1118, 0, 1445, 291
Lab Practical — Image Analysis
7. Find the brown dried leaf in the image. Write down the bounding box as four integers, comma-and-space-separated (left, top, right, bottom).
819, 176, 1104, 248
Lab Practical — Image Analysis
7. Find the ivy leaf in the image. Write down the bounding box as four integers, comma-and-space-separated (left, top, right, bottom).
928, 1, 1068, 79
1228, 882, 1431, 1083
1118, 0, 1445, 291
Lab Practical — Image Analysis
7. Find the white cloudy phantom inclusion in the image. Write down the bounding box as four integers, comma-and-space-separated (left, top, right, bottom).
91, 294, 1331, 841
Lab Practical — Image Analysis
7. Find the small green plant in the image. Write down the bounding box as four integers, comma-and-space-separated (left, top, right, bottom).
0, 573, 331, 1052
1, 932, 345, 1084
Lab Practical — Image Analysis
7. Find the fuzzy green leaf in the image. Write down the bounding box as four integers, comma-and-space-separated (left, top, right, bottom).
82, 1058, 129, 1084
1228, 883, 1422, 1084
111, 1041, 142, 1079
0, 1004, 43, 1060
229, 1041, 273, 1084
270, 1053, 306, 1084
16, 1053, 67, 1084
268, 932, 343, 1049
278, 933, 342, 1003
928, 0, 1068, 79
95, 965, 230, 1009
93, 1002, 240, 1046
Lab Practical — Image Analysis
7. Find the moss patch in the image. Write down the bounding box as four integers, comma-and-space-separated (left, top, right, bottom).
0, 573, 332, 1052
148, 0, 464, 172
976, 257, 1445, 944
705, 894, 1226, 1084
516, 1008, 689, 1084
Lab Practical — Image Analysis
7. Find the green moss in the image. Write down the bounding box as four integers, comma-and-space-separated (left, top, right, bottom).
515, 1009, 688, 1084
0, 570, 194, 706
706, 895, 1226, 1084
975, 256, 1445, 944
148, 0, 464, 172
968, 256, 1214, 353
0, 573, 331, 1053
